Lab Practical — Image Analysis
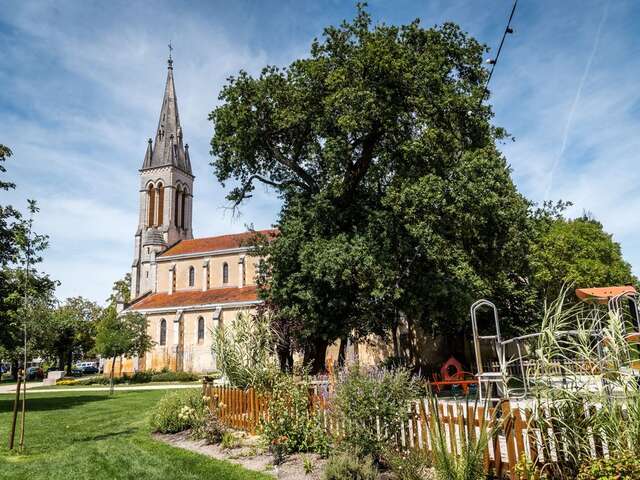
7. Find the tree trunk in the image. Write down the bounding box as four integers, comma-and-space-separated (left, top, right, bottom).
10, 359, 18, 381
304, 339, 329, 375
65, 349, 73, 375
109, 356, 116, 395
337, 336, 348, 368
391, 318, 400, 358
277, 343, 293, 373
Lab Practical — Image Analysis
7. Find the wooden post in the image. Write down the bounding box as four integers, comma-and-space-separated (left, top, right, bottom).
513, 407, 526, 477
8, 374, 22, 450
443, 403, 456, 456
478, 406, 490, 474
502, 401, 518, 479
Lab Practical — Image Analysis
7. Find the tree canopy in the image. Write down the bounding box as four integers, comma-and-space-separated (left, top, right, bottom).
530, 204, 637, 302
210, 6, 535, 370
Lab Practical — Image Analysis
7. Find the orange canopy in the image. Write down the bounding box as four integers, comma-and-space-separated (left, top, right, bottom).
575, 285, 637, 304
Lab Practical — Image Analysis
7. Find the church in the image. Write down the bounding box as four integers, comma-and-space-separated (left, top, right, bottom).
106, 54, 274, 375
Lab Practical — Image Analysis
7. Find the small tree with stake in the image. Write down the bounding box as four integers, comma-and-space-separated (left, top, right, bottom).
94, 306, 153, 394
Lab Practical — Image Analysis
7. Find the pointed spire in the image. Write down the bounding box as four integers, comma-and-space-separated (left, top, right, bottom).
140, 48, 192, 175
142, 138, 153, 169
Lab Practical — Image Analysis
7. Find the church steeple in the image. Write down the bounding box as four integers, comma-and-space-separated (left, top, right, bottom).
131, 49, 195, 299
141, 52, 192, 175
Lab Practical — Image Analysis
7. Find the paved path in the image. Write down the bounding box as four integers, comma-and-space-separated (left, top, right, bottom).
0, 382, 201, 395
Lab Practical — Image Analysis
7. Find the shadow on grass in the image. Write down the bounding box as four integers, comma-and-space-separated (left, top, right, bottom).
79, 428, 138, 442
0, 394, 109, 413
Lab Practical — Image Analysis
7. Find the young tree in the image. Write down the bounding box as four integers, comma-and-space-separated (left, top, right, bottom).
0, 149, 56, 377
94, 306, 153, 393
210, 6, 532, 370
107, 273, 132, 306
37, 297, 101, 373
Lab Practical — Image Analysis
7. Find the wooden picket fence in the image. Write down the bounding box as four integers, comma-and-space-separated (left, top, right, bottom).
202, 382, 607, 479
202, 383, 270, 434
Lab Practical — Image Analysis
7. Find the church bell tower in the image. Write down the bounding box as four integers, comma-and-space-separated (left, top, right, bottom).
131, 52, 194, 298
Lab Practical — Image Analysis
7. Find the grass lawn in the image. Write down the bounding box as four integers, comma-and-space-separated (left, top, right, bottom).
0, 390, 270, 480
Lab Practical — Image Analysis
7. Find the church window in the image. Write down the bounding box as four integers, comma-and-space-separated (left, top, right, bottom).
188, 266, 195, 287
157, 183, 164, 226
147, 185, 155, 226
174, 187, 180, 227
197, 317, 205, 343
180, 189, 187, 228
222, 262, 229, 284
160, 319, 167, 346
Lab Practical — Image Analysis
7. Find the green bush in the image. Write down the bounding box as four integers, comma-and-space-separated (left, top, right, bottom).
382, 447, 431, 480
192, 411, 226, 444
576, 451, 640, 480
261, 372, 330, 458
149, 389, 206, 433
129, 370, 153, 383
333, 366, 418, 460
322, 452, 377, 480
150, 371, 199, 382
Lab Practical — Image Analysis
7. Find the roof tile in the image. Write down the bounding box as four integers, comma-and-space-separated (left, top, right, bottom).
159, 229, 277, 257
129, 285, 259, 310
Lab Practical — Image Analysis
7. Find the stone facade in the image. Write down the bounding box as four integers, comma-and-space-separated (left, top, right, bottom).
105, 56, 269, 376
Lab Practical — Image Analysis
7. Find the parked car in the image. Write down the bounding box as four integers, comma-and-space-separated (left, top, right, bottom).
25, 367, 44, 381
68, 368, 84, 377
81, 365, 99, 374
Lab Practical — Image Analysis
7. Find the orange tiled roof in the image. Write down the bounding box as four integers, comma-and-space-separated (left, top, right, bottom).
159, 229, 277, 257
129, 286, 260, 310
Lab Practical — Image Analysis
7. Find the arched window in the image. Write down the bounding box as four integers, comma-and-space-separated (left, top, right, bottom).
147, 184, 155, 226
174, 186, 181, 227
157, 182, 164, 226
188, 266, 195, 287
181, 188, 187, 229
222, 262, 229, 284
197, 317, 205, 343
159, 318, 167, 346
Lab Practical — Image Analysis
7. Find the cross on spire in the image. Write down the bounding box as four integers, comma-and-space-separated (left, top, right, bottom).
167, 41, 173, 68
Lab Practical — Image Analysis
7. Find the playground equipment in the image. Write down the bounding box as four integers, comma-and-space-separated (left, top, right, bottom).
470, 286, 640, 402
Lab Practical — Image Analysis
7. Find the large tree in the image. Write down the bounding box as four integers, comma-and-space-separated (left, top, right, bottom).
210, 7, 533, 370
530, 203, 637, 302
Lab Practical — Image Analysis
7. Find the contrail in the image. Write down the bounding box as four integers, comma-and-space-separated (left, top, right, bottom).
544, 0, 610, 200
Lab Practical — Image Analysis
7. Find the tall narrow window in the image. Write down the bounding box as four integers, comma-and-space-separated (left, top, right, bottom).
181, 188, 187, 229
197, 317, 205, 344
222, 262, 229, 284
159, 318, 167, 346
174, 187, 180, 227
188, 266, 195, 287
157, 182, 164, 226
147, 185, 155, 226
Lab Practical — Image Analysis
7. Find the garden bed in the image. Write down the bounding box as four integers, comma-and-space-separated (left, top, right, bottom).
155, 430, 329, 479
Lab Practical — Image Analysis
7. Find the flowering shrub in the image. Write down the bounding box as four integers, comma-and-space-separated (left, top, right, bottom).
261, 372, 330, 458
333, 366, 418, 460
149, 389, 205, 433
56, 379, 80, 386
382, 447, 431, 480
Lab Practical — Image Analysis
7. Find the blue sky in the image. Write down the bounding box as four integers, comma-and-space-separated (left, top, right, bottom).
2, 0, 639, 304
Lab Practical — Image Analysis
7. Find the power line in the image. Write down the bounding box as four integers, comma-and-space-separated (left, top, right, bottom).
480, 0, 518, 106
